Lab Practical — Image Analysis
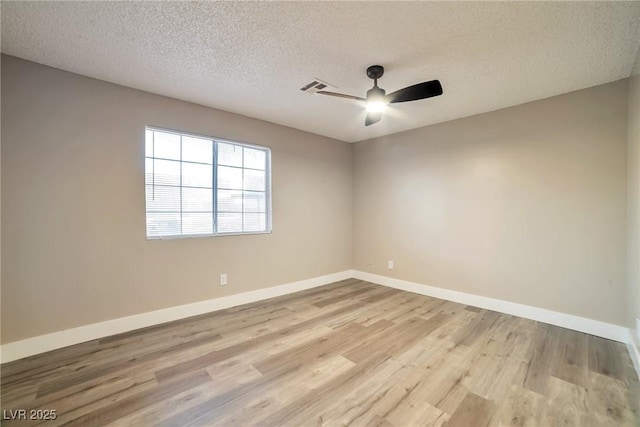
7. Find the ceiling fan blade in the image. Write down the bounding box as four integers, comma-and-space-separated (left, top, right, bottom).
365, 112, 382, 126
387, 80, 443, 103
317, 91, 366, 102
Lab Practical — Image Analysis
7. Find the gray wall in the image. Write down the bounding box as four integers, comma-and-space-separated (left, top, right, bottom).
628, 49, 640, 340
1, 56, 353, 343
353, 80, 629, 325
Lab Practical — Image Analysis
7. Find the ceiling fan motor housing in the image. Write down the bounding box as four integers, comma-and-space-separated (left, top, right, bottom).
366, 86, 386, 102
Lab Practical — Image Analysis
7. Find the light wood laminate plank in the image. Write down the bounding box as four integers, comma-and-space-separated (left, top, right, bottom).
1, 280, 638, 426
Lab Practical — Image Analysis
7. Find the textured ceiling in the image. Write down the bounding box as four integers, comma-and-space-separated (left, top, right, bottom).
2, 1, 640, 143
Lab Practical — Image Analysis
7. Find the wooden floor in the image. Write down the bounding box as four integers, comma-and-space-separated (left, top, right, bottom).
1, 279, 639, 426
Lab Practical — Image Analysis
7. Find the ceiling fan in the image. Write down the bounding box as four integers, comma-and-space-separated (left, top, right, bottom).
315, 65, 443, 126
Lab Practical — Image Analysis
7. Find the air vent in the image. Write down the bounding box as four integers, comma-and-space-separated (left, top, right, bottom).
300, 79, 336, 94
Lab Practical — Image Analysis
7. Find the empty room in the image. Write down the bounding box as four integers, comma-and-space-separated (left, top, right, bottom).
2, 1, 640, 426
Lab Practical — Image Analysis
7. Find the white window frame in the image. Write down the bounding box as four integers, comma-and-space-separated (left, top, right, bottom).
145, 126, 272, 239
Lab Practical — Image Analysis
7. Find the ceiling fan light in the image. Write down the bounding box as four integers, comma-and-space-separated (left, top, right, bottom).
366, 100, 387, 113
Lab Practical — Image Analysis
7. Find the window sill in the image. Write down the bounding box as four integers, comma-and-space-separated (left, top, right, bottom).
147, 230, 273, 240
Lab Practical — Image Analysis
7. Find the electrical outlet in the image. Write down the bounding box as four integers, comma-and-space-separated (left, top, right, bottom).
388, 260, 394, 270
220, 274, 227, 286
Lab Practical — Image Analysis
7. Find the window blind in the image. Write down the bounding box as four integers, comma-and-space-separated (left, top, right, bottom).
145, 128, 271, 238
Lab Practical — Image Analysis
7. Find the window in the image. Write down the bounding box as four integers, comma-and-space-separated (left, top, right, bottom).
145, 127, 271, 238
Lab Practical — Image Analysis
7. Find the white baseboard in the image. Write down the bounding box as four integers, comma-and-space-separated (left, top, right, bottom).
0, 270, 353, 364
629, 329, 640, 382
352, 271, 630, 343
1, 269, 634, 371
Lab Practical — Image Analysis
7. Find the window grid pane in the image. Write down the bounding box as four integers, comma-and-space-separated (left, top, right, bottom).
146, 129, 270, 238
